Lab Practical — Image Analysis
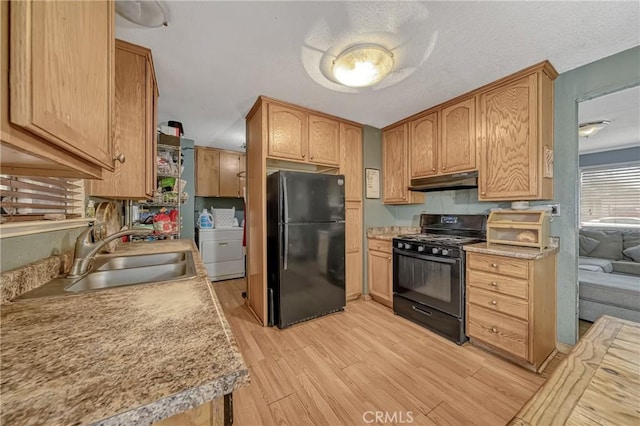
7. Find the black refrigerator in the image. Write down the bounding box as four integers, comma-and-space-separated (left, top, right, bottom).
267, 171, 346, 328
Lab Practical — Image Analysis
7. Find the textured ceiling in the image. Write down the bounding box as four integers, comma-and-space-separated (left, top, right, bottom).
116, 1, 640, 151
578, 85, 640, 154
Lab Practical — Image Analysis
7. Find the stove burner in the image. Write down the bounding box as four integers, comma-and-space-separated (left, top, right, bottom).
397, 233, 481, 246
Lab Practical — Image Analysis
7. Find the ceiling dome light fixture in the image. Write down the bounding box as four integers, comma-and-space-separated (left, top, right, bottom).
579, 120, 611, 138
115, 0, 168, 27
332, 44, 394, 88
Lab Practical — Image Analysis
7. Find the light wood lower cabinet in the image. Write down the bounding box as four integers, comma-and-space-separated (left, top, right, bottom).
367, 238, 393, 308
89, 40, 157, 199
466, 251, 557, 371
154, 396, 225, 426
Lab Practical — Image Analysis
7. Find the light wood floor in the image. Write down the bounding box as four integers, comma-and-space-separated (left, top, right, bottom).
214, 279, 550, 426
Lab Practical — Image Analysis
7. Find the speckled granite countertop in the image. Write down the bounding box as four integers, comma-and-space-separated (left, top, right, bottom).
367, 226, 420, 240
463, 242, 559, 260
0, 239, 249, 426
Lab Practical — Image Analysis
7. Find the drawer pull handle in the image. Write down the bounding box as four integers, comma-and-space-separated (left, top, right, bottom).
412, 305, 432, 316
491, 263, 497, 268
491, 327, 498, 333
490, 282, 497, 287
491, 300, 497, 305
387, 256, 391, 260
218, 242, 229, 246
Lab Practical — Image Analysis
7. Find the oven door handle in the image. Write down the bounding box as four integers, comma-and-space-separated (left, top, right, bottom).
393, 249, 458, 264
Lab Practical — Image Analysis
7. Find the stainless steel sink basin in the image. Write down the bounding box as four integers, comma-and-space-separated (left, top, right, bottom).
94, 252, 188, 271
15, 251, 196, 300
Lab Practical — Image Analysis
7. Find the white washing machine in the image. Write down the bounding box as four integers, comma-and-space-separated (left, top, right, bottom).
198, 228, 245, 281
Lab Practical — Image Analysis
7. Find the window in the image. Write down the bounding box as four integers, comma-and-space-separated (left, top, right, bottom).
0, 176, 85, 223
580, 163, 640, 228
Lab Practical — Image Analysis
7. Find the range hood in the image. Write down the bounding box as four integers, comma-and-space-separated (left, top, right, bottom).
409, 171, 478, 192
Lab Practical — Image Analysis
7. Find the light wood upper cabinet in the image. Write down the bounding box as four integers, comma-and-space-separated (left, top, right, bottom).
440, 97, 476, 173
268, 103, 307, 161
409, 112, 438, 178
195, 147, 220, 197
383, 124, 424, 205
89, 40, 157, 199
196, 147, 244, 198
219, 151, 245, 198
340, 123, 363, 202
308, 115, 340, 166
408, 98, 476, 179
9, 0, 114, 171
479, 70, 554, 201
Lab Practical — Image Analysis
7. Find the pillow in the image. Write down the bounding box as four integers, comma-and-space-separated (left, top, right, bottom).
578, 256, 613, 273
579, 229, 624, 260
622, 230, 640, 251
623, 245, 640, 262
579, 264, 604, 272
579, 235, 600, 256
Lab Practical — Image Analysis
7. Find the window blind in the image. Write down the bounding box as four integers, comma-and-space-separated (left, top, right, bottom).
0, 176, 84, 222
580, 163, 640, 226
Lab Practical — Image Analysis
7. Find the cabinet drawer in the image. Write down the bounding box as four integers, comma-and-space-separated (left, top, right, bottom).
468, 287, 528, 321
467, 253, 529, 280
467, 304, 528, 360
368, 238, 392, 254
466, 269, 529, 300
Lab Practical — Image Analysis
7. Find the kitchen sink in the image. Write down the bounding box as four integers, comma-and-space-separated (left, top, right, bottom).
94, 252, 189, 271
15, 251, 196, 300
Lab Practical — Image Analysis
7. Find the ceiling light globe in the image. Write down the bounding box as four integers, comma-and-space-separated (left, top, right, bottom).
332, 44, 394, 88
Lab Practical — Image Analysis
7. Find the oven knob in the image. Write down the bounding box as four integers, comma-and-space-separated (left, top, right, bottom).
404, 243, 411, 249
442, 249, 449, 256
397, 242, 403, 249
431, 248, 439, 254
417, 246, 425, 252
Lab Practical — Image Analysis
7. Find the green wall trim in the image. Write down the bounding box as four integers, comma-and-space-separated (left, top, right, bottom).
552, 46, 640, 345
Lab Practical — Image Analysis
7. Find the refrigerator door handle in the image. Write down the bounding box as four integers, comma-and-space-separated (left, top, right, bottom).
282, 174, 288, 224
283, 224, 288, 270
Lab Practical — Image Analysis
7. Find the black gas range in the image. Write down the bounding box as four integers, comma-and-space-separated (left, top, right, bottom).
392, 214, 487, 345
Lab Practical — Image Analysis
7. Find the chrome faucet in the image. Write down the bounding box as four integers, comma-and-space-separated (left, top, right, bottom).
68, 226, 153, 277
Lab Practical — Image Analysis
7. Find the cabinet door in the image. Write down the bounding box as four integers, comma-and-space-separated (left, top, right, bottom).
146, 63, 158, 197
89, 42, 152, 199
195, 147, 220, 196
267, 103, 307, 161
368, 249, 392, 307
219, 151, 241, 197
345, 202, 363, 300
308, 114, 340, 166
439, 97, 476, 174
479, 75, 538, 200
340, 123, 363, 202
409, 112, 438, 178
10, 0, 115, 170
382, 124, 409, 203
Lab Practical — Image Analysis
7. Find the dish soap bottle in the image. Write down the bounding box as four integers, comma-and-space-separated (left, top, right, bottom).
198, 208, 214, 229
85, 200, 95, 218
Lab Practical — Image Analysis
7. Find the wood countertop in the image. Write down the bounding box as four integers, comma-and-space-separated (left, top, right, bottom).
509, 315, 640, 425
0, 239, 249, 425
